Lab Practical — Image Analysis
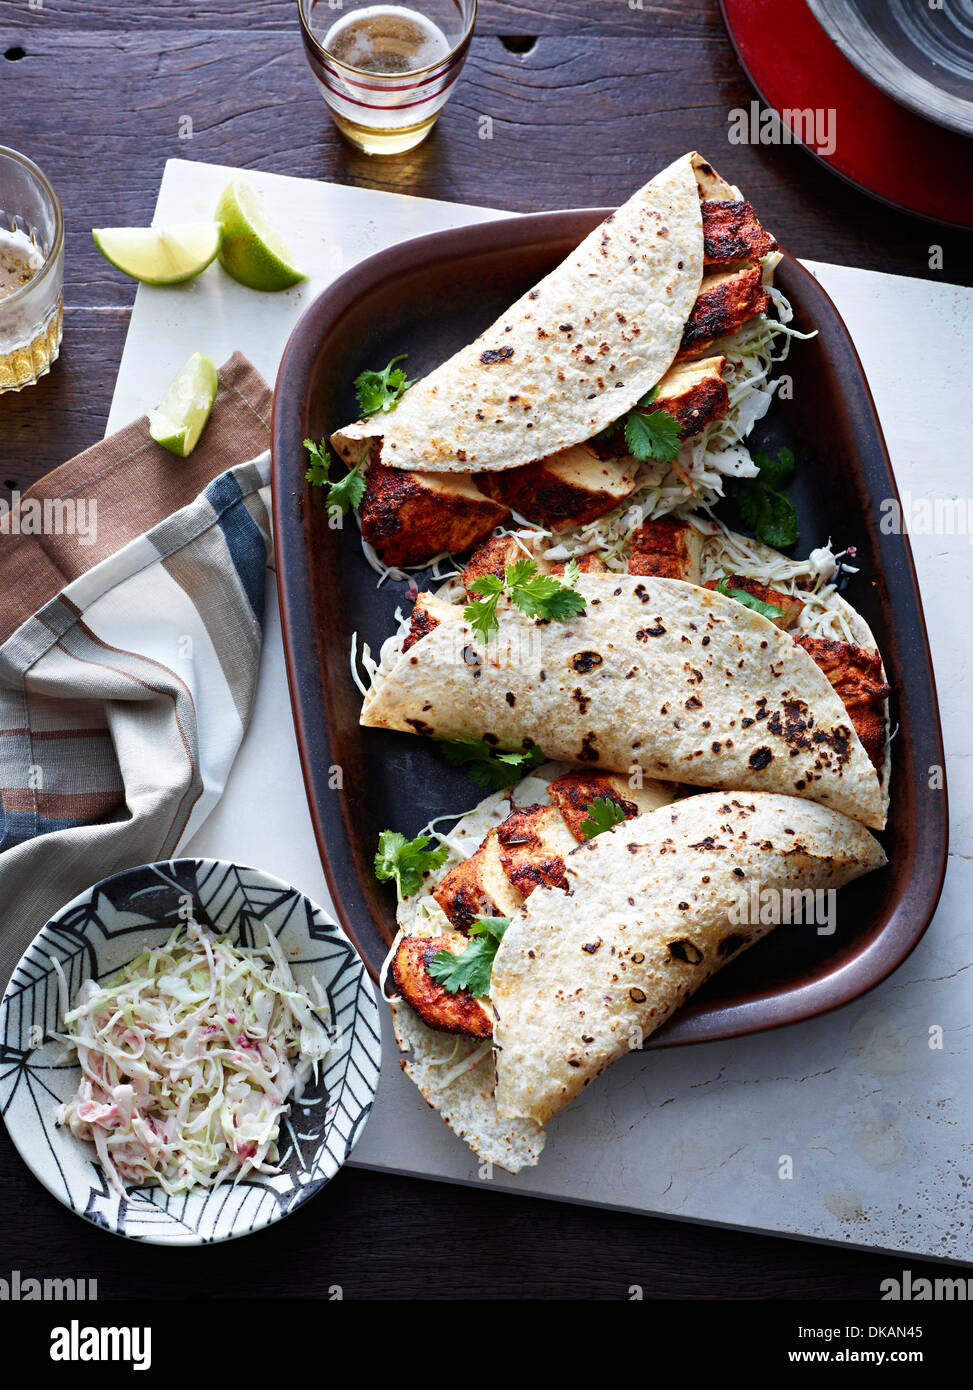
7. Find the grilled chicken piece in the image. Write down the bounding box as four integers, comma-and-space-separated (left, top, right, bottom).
462, 534, 546, 595
705, 575, 805, 630
628, 518, 704, 583
678, 264, 770, 359
654, 355, 730, 439
550, 553, 608, 577
433, 828, 524, 931
496, 803, 578, 898
702, 200, 778, 267
477, 443, 638, 531
359, 461, 509, 567
546, 770, 677, 842
392, 933, 494, 1038
793, 634, 890, 770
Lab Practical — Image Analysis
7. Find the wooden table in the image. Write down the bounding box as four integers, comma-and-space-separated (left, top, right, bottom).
0, 0, 965, 1299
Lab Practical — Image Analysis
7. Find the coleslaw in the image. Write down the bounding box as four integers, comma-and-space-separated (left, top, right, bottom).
52, 919, 332, 1197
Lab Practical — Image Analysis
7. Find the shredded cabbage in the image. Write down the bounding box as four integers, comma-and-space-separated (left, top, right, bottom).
53, 920, 331, 1197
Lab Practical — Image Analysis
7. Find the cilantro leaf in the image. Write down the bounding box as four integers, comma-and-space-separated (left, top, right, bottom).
737, 447, 799, 549
354, 354, 414, 418
757, 488, 799, 549
715, 576, 783, 621
428, 917, 510, 997
464, 573, 503, 644
374, 830, 449, 901
579, 796, 627, 840
624, 406, 682, 465
440, 738, 547, 790
751, 446, 795, 489
463, 561, 585, 643
303, 437, 332, 488
303, 438, 366, 516
326, 463, 366, 515
505, 559, 587, 625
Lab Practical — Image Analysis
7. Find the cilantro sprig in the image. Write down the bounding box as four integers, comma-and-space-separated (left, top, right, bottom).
441, 738, 547, 790
579, 796, 627, 840
428, 916, 510, 998
623, 386, 682, 465
738, 446, 799, 549
303, 438, 366, 514
353, 354, 414, 419
715, 576, 783, 621
464, 558, 586, 644
374, 830, 449, 901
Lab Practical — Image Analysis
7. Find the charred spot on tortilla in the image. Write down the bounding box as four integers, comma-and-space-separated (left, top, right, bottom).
406, 718, 434, 736
667, 939, 705, 965
479, 347, 514, 364
748, 746, 773, 770
572, 650, 603, 673
578, 734, 600, 762
582, 940, 602, 954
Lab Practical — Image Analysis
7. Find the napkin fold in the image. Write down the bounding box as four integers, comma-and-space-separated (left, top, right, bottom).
0, 352, 273, 991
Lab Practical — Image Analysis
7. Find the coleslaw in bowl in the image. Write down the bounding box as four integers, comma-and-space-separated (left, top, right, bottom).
0, 859, 381, 1245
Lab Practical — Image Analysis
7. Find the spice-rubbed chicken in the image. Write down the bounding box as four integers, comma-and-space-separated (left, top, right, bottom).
432, 826, 524, 931
391, 933, 495, 1038
678, 263, 771, 359
704, 574, 806, 630
359, 461, 508, 568
545, 770, 676, 841
627, 518, 704, 583
702, 200, 779, 267
476, 443, 639, 531
793, 633, 891, 769
393, 770, 678, 1035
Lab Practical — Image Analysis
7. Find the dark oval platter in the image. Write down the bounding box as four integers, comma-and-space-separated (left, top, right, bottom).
271, 209, 948, 1047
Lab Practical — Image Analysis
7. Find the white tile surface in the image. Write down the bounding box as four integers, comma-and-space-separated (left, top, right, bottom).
109, 159, 973, 1262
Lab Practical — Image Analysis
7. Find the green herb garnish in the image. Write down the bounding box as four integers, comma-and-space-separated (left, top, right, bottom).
441, 738, 547, 790
715, 576, 783, 621
302, 438, 366, 514
374, 830, 449, 901
738, 446, 798, 549
428, 916, 510, 997
623, 386, 682, 465
353, 354, 414, 418
464, 558, 586, 643
578, 796, 627, 840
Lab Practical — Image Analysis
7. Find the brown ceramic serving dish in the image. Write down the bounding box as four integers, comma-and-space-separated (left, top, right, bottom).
271, 210, 948, 1046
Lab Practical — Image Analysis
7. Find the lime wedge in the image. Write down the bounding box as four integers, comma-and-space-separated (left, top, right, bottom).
92, 223, 223, 285
148, 353, 219, 457
214, 178, 306, 292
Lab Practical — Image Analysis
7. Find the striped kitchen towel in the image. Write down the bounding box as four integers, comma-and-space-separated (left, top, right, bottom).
0, 353, 273, 991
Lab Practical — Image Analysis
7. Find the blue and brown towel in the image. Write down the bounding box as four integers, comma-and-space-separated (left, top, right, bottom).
0, 352, 273, 990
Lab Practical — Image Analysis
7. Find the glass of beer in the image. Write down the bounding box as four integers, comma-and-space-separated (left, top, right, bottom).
298, 0, 477, 155
0, 146, 63, 393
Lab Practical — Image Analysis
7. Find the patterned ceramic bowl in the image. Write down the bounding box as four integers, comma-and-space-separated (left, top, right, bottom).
0, 859, 381, 1245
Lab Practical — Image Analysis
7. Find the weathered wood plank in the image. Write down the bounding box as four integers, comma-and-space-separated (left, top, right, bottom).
1, 27, 967, 321
0, 309, 128, 489
0, 0, 721, 38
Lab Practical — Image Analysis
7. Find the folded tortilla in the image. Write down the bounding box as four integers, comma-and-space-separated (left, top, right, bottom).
361, 573, 887, 829
389, 781, 885, 1169
332, 152, 705, 475
491, 791, 887, 1126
